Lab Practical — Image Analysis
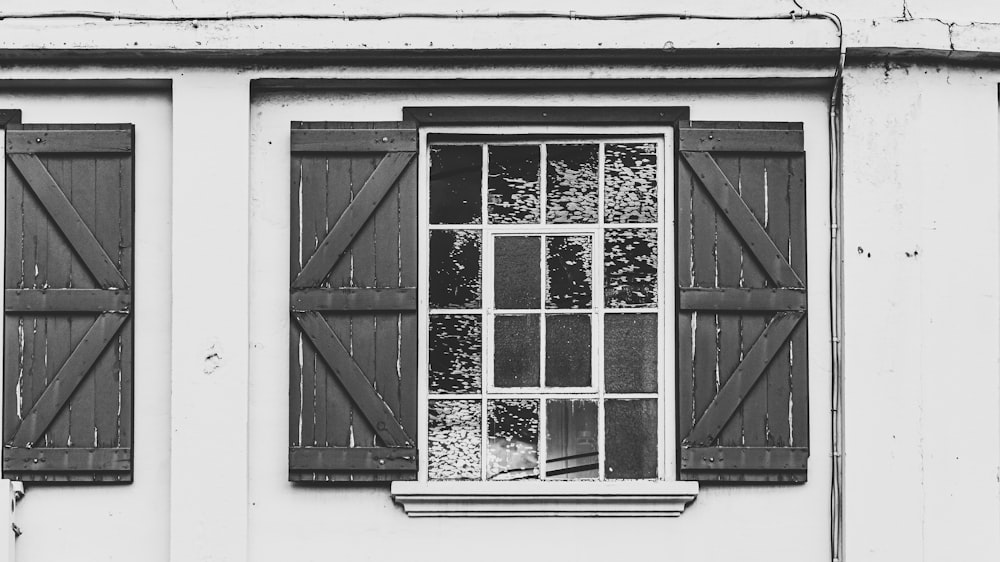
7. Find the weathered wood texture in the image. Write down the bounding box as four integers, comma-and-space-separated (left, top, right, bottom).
677, 121, 808, 483
290, 121, 417, 482
3, 123, 134, 483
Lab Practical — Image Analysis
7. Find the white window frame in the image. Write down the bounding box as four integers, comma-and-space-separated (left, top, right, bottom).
392, 125, 699, 516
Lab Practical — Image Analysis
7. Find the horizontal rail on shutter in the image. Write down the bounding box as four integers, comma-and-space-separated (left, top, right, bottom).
679, 128, 804, 152
680, 447, 808, 471
289, 446, 417, 471
5, 289, 130, 312
679, 287, 806, 311
4, 447, 131, 472
6, 130, 132, 153
291, 288, 417, 311
291, 129, 417, 152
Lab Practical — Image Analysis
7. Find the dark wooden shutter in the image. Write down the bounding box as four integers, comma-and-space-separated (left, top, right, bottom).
289, 121, 417, 481
677, 121, 808, 482
3, 123, 134, 482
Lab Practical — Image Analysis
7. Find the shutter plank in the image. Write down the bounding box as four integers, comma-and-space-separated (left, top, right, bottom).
4, 447, 130, 472
69, 153, 99, 450
94, 153, 124, 450
291, 129, 417, 152
289, 446, 417, 471
8, 153, 126, 288
714, 155, 744, 448
681, 447, 808, 471
679, 128, 804, 152
676, 163, 696, 441
679, 287, 806, 311
765, 156, 792, 447
788, 155, 809, 448
7, 130, 132, 153
691, 180, 717, 436
299, 151, 327, 458
290, 288, 416, 311
397, 161, 419, 443
10, 313, 126, 447
735, 156, 770, 448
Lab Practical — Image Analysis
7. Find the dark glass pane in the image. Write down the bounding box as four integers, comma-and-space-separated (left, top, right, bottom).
487, 145, 540, 224
605, 399, 658, 479
493, 314, 540, 387
494, 236, 541, 309
429, 230, 481, 309
487, 399, 539, 480
546, 144, 598, 224
545, 235, 592, 309
428, 400, 481, 480
428, 315, 482, 394
546, 400, 599, 480
604, 313, 658, 393
430, 145, 482, 225
605, 142, 658, 224
545, 314, 591, 388
604, 228, 657, 307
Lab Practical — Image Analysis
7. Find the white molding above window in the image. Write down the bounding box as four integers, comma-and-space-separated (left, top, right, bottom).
390, 481, 698, 517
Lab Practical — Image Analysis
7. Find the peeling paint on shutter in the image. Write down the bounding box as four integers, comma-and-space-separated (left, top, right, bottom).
3, 123, 135, 483
289, 121, 418, 482
677, 121, 808, 483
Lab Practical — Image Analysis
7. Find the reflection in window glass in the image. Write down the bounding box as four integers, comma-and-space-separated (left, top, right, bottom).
604, 228, 658, 308
604, 142, 658, 224
428, 400, 481, 480
488, 399, 540, 480
545, 235, 592, 309
428, 230, 481, 309
430, 145, 482, 225
546, 400, 599, 480
488, 145, 541, 224
605, 399, 658, 479
428, 315, 482, 394
546, 144, 598, 224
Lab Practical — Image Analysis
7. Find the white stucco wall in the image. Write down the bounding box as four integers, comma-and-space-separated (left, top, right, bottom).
0, 2, 996, 561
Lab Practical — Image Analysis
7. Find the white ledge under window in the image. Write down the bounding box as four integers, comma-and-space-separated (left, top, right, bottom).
390, 481, 699, 517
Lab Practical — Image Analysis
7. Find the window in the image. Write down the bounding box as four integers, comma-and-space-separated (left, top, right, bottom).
287, 110, 809, 515
423, 136, 668, 482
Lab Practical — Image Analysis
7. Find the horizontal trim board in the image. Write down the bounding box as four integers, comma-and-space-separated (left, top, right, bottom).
6, 129, 132, 153
291, 287, 417, 311
5, 288, 131, 312
679, 287, 806, 311
254, 78, 835, 92
403, 106, 690, 125
291, 128, 417, 152
289, 446, 417, 471
679, 128, 804, 152
680, 446, 808, 471
3, 447, 131, 472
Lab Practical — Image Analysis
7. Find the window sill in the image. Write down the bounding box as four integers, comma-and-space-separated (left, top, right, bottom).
390, 480, 699, 517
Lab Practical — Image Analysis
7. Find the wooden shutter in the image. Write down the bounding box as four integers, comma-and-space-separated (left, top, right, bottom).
289, 122, 417, 481
3, 124, 134, 482
677, 121, 808, 482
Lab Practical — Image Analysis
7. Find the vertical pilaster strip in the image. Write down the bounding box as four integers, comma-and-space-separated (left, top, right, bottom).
170, 73, 250, 562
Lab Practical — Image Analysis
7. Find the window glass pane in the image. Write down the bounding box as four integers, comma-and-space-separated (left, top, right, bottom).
545, 400, 599, 480
430, 145, 482, 225
605, 399, 657, 479
493, 314, 540, 387
546, 143, 598, 224
494, 236, 541, 309
429, 229, 481, 309
429, 315, 482, 394
428, 400, 481, 480
488, 145, 541, 224
604, 228, 657, 308
545, 314, 591, 388
604, 313, 658, 393
487, 399, 539, 480
545, 235, 592, 309
604, 142, 658, 224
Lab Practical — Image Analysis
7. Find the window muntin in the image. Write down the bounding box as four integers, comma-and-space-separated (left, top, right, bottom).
422, 133, 669, 482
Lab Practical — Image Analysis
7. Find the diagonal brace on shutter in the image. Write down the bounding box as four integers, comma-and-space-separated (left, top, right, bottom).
681, 151, 803, 289
293, 311, 413, 447
8, 313, 127, 447
683, 311, 804, 447
292, 152, 414, 289
7, 153, 128, 289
